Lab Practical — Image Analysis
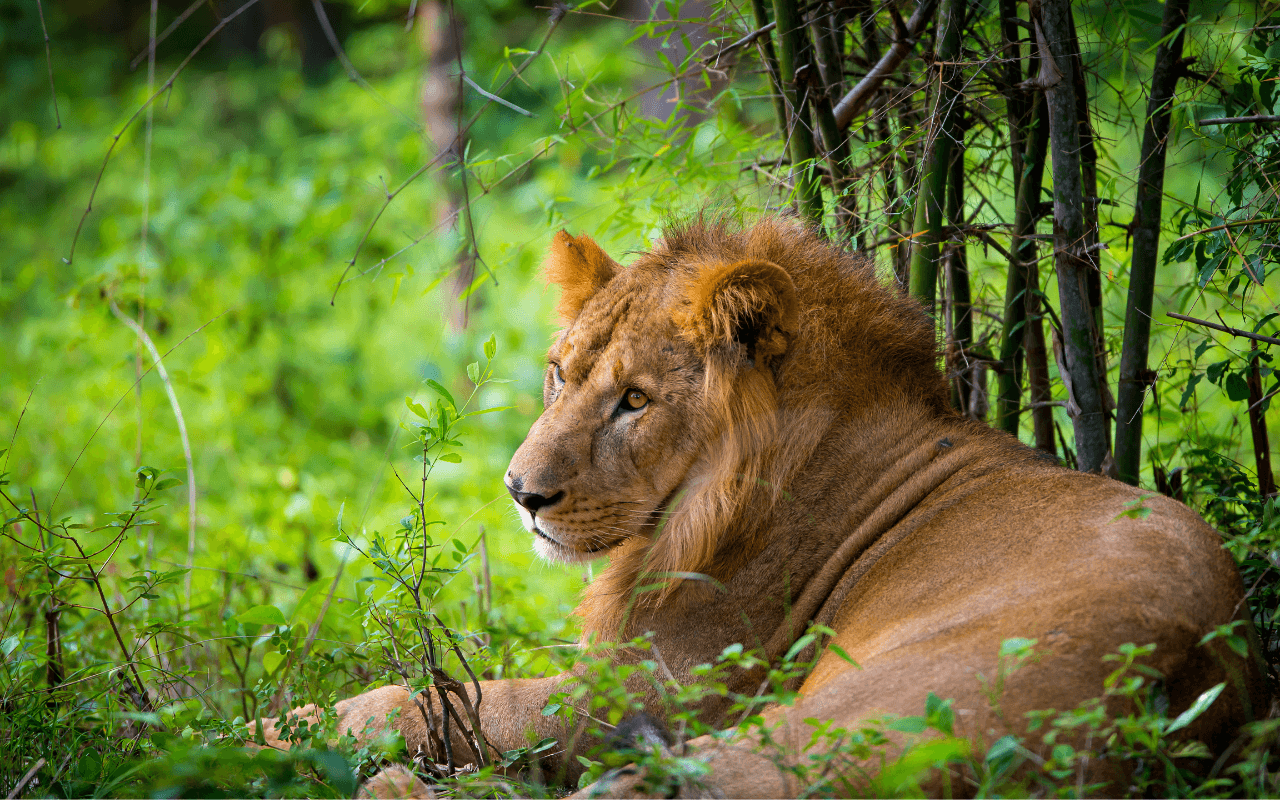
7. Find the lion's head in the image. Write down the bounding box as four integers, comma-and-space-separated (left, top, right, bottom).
505, 217, 946, 636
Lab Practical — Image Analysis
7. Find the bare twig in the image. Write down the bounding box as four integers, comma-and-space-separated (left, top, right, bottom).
7, 758, 46, 800
108, 301, 197, 609
462, 74, 534, 117
1167, 312, 1280, 347
34, 0, 60, 129
1198, 115, 1280, 126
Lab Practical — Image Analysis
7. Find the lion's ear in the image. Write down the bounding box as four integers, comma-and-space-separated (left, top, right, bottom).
544, 230, 620, 322
681, 260, 799, 363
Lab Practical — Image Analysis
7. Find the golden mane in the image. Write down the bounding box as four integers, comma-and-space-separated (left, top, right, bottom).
574, 216, 950, 641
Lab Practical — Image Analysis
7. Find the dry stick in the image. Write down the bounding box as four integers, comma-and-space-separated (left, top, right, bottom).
832, 0, 940, 129
33, 0, 59, 129
6, 758, 46, 800
108, 302, 197, 612
331, 6, 565, 302
1166, 312, 1280, 347
66, 0, 263, 265
1198, 115, 1280, 126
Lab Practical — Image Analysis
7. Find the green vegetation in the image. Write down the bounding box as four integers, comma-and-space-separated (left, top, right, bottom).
3, 0, 1280, 796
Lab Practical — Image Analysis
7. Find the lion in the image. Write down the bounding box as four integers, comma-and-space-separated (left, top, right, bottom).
259, 216, 1265, 796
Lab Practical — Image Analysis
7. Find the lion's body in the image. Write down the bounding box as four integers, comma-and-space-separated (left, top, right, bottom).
260, 218, 1263, 797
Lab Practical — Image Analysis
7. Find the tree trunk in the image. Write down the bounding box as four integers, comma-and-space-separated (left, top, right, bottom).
1031, 0, 1111, 473
909, 0, 963, 315
1114, 0, 1190, 485
771, 0, 823, 221
1247, 358, 1277, 498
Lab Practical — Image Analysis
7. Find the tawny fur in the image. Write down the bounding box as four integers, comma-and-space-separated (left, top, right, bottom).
257, 216, 1265, 798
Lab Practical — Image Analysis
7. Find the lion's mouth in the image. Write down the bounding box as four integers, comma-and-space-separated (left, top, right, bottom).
533, 522, 612, 554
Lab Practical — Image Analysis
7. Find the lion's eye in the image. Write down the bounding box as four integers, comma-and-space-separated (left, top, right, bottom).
621, 389, 648, 411
551, 363, 565, 387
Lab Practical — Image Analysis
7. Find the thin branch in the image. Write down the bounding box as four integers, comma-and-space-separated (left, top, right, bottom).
833, 0, 940, 129
462, 74, 534, 117
6, 758, 46, 800
704, 21, 776, 65
34, 0, 60, 129
1198, 115, 1280, 126
67, 0, 264, 265
108, 301, 197, 609
1166, 312, 1280, 347
1172, 217, 1280, 242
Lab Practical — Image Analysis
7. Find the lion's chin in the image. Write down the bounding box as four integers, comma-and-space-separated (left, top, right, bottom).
531, 525, 605, 565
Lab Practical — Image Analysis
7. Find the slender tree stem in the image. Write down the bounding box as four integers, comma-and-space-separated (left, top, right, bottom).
1115, 0, 1191, 485
772, 0, 823, 220
909, 0, 963, 315
1032, 0, 1110, 473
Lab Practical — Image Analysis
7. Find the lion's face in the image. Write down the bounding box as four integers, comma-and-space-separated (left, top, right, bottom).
505, 230, 798, 565
505, 271, 712, 564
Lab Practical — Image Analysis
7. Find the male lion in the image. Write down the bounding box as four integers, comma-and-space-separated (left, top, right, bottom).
262, 217, 1264, 796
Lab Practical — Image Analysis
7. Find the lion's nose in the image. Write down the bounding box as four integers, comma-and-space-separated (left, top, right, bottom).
507, 483, 564, 513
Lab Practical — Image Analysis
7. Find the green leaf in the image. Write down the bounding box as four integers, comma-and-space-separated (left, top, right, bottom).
466, 361, 480, 385
437, 452, 461, 463
425, 379, 456, 411
1179, 372, 1204, 410
1225, 372, 1250, 402
784, 633, 818, 662
827, 644, 859, 667
984, 734, 1022, 768
484, 334, 497, 361
405, 397, 429, 418
236, 605, 287, 627
262, 650, 285, 675
307, 749, 357, 797
460, 405, 513, 419
1166, 682, 1225, 733
925, 692, 954, 735
153, 478, 183, 491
